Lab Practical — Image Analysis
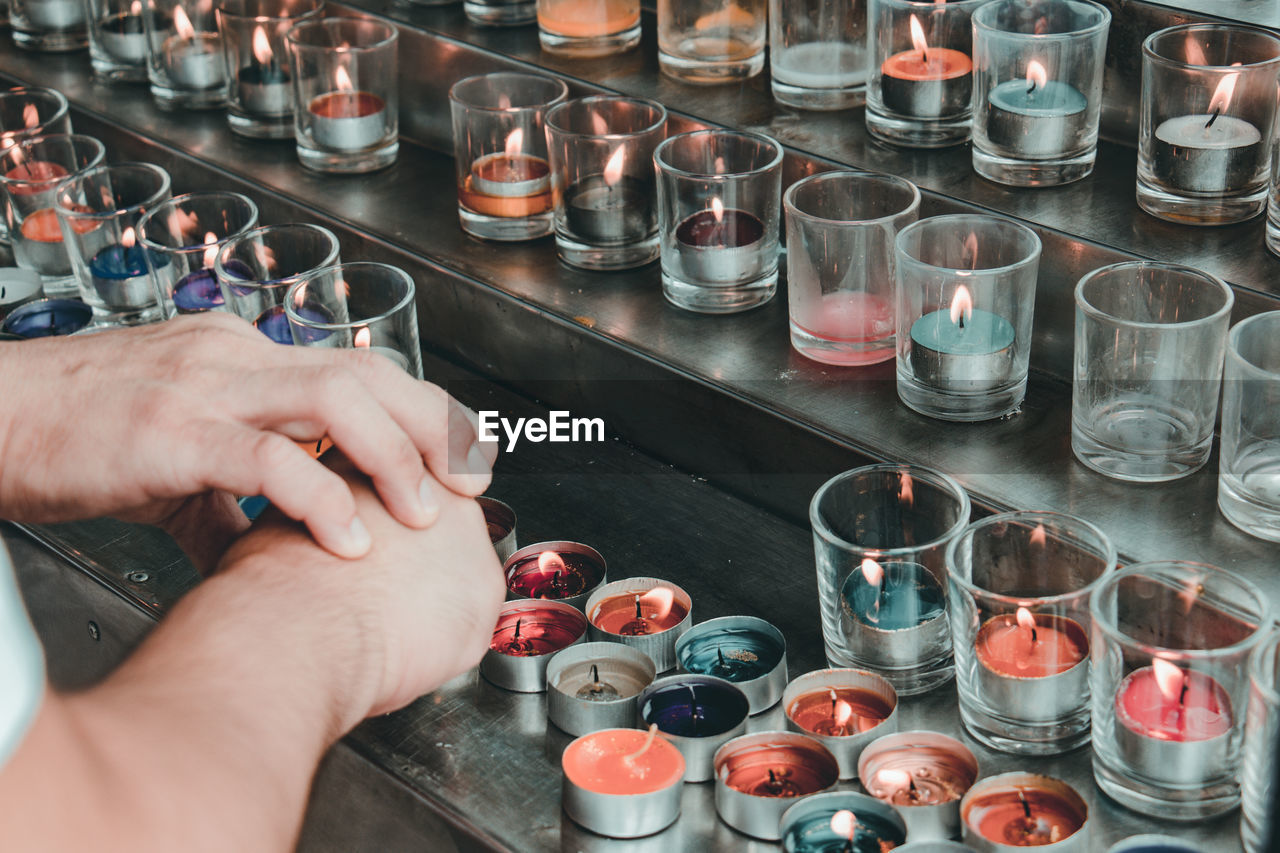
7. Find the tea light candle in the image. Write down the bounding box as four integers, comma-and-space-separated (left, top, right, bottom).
561, 725, 685, 838
1152, 74, 1263, 195
13, 208, 70, 276
1104, 835, 1205, 853
713, 731, 841, 840
239, 27, 291, 116
858, 730, 979, 841
162, 10, 225, 90
547, 642, 656, 736
309, 91, 386, 151
586, 578, 692, 672
985, 61, 1088, 159
253, 302, 331, 345
538, 0, 637, 39
1113, 658, 1233, 786
4, 159, 67, 188
564, 176, 649, 245
974, 607, 1089, 725
839, 558, 949, 671
97, 11, 147, 63
0, 267, 43, 317
960, 773, 1088, 853
910, 284, 1016, 392
673, 198, 767, 285
2, 297, 91, 338
773, 42, 867, 91
637, 673, 749, 782
881, 15, 972, 118
778, 792, 910, 853
89, 231, 158, 311
783, 668, 898, 779
477, 496, 517, 562
794, 291, 895, 366
24, 0, 85, 30
478, 599, 587, 692
171, 268, 224, 314
675, 615, 788, 713
504, 540, 606, 611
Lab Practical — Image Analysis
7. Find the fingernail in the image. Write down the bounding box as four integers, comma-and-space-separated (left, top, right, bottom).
339, 516, 372, 556
417, 476, 440, 525
466, 443, 491, 478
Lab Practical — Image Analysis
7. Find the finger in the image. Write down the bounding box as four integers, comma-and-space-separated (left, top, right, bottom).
192, 421, 370, 559
455, 401, 498, 467
157, 491, 251, 577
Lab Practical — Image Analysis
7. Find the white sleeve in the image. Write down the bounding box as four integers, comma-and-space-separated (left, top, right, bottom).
0, 540, 44, 769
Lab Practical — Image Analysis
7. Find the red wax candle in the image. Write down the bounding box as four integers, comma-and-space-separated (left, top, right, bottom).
787, 687, 893, 737
310, 90, 384, 120
881, 45, 971, 82
1115, 661, 1232, 742
975, 609, 1088, 678
562, 726, 685, 795
507, 549, 603, 600
489, 606, 585, 657
19, 205, 97, 243
675, 206, 763, 249
793, 291, 895, 363
966, 786, 1086, 846
591, 588, 689, 636
720, 744, 836, 798
4, 160, 67, 195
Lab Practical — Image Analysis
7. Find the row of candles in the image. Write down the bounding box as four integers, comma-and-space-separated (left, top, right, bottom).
474, 494, 1240, 851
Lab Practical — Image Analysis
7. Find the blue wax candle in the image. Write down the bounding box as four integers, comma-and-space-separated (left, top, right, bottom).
255, 302, 334, 345
840, 561, 944, 630
678, 625, 784, 683
88, 241, 161, 312
2, 298, 92, 338
985, 69, 1088, 159
909, 301, 1015, 392
640, 679, 749, 738
89, 242, 149, 279
171, 268, 224, 314
781, 808, 906, 853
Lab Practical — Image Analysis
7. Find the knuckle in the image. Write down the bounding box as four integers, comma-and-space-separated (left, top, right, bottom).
252, 432, 299, 474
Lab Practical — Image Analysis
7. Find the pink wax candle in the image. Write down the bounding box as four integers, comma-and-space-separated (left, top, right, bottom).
792, 291, 895, 366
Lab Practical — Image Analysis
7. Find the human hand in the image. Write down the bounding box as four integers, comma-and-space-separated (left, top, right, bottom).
0, 313, 498, 567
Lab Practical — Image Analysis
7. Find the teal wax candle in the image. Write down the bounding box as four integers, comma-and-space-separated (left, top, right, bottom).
985, 63, 1088, 159
909, 296, 1015, 393
840, 560, 945, 631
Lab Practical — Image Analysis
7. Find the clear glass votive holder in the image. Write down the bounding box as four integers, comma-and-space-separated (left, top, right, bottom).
464, 0, 533, 26
1090, 561, 1271, 820
136, 191, 259, 318
537, 0, 639, 57
1242, 629, 1280, 853
283, 261, 424, 379
545, 96, 665, 271
768, 0, 867, 110
214, 222, 341, 345
1137, 25, 1280, 226
450, 72, 567, 243
1072, 261, 1233, 483
657, 0, 765, 84
0, 134, 107, 298
287, 17, 398, 174
10, 0, 87, 51
894, 214, 1041, 422
945, 510, 1116, 756
1219, 312, 1280, 542
785, 170, 919, 366
143, 0, 228, 109
86, 0, 148, 81
970, 0, 1110, 188
0, 87, 72, 245
654, 129, 782, 314
809, 463, 970, 696
866, 0, 982, 148
54, 162, 171, 326
217, 0, 323, 139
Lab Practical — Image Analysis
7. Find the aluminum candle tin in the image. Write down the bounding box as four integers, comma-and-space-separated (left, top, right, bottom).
586, 577, 693, 672
782, 668, 898, 779
547, 642, 657, 736
858, 730, 979, 840
713, 731, 840, 840
561, 727, 685, 838
478, 496, 517, 562
838, 559, 951, 672
479, 599, 587, 693
960, 772, 1089, 853
974, 613, 1090, 724
899, 842, 979, 852
1104, 835, 1204, 852
777, 790, 909, 851
1111, 666, 1233, 788
504, 540, 606, 611
675, 615, 788, 714
637, 673, 750, 782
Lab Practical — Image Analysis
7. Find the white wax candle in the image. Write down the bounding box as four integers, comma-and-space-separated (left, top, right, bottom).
772, 42, 867, 90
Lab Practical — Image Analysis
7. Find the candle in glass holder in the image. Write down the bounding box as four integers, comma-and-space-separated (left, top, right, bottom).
98, 5, 147, 63
910, 283, 1015, 392
89, 226, 159, 310
840, 557, 948, 672
881, 15, 971, 118
773, 42, 867, 94
24, 0, 85, 29
564, 146, 650, 245
974, 607, 1088, 724
309, 67, 386, 152
162, 7, 225, 90
561, 725, 685, 838
461, 129, 553, 219
961, 772, 1088, 851
170, 233, 224, 314
505, 541, 606, 610
794, 291, 895, 366
238, 25, 290, 116
1152, 73, 1262, 195
985, 60, 1087, 159
859, 730, 978, 841
713, 731, 841, 840
674, 197, 766, 285
538, 0, 638, 40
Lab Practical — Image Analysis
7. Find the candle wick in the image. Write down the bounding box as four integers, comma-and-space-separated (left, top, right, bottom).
1205, 108, 1221, 130
513, 618, 522, 640
1026, 79, 1037, 96
634, 594, 642, 620
1179, 678, 1189, 706
1030, 626, 1037, 644
1018, 789, 1032, 819
315, 439, 324, 455
590, 663, 600, 684
841, 840, 853, 853
957, 313, 966, 331
717, 646, 726, 668
623, 723, 659, 765
689, 685, 699, 735
920, 46, 929, 64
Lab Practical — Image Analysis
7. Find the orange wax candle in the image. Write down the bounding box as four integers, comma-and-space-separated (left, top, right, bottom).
591, 588, 689, 636
4, 160, 67, 194
460, 152, 554, 219
562, 726, 686, 795
538, 0, 638, 38
965, 784, 1085, 846
20, 205, 97, 242
975, 611, 1087, 678
881, 46, 971, 83
878, 14, 972, 119
787, 687, 893, 737
1116, 663, 1232, 742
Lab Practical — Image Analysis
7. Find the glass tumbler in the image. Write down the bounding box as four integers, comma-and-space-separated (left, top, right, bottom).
143, 0, 228, 109
866, 0, 984, 148
214, 222, 341, 344
657, 0, 766, 84
894, 214, 1041, 422
785, 171, 919, 366
10, 0, 87, 51
1242, 630, 1280, 853
1136, 25, 1280, 226
537, 0, 640, 57
54, 162, 172, 326
945, 511, 1116, 755
86, 0, 148, 81
809, 463, 971, 696
654, 129, 783, 314
0, 87, 72, 244
450, 72, 568, 242
465, 0, 533, 26
769, 0, 868, 110
136, 191, 260, 317
287, 17, 399, 174
970, 0, 1111, 187
1071, 261, 1233, 483
284, 261, 424, 379
545, 96, 666, 271
0, 134, 107, 298
217, 0, 323, 139
1090, 561, 1271, 819
1218, 311, 1280, 542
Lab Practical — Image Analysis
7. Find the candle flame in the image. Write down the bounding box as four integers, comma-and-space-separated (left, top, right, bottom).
201, 231, 218, 268
334, 65, 354, 93
252, 26, 274, 66
899, 472, 914, 508
949, 285, 974, 327
1033, 16, 1049, 35
173, 5, 196, 41
504, 128, 524, 160
130, 0, 141, 13
1026, 60, 1047, 92
829, 810, 857, 841
254, 243, 277, 274
537, 550, 567, 577
1152, 658, 1186, 703
21, 103, 38, 130
6, 144, 23, 167
354, 326, 371, 348
1176, 577, 1206, 614
833, 699, 853, 729
861, 557, 885, 589
603, 146, 626, 188
590, 110, 608, 137
1184, 35, 1207, 68
1016, 607, 1037, 635
639, 586, 676, 621
876, 769, 913, 791
121, 226, 136, 249
713, 156, 726, 175
962, 231, 979, 270
1207, 66, 1243, 118
909, 15, 929, 56
711, 196, 725, 224
1030, 523, 1047, 547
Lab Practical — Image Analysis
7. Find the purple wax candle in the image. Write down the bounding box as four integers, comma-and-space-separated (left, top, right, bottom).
254, 302, 334, 345
171, 268, 224, 314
